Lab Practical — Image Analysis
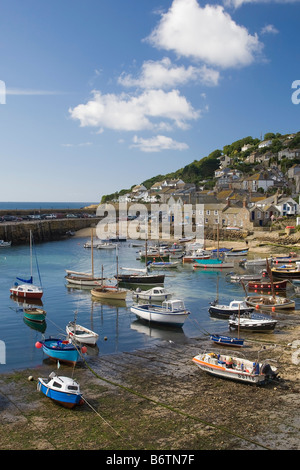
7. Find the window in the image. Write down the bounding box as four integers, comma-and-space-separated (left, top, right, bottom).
206, 210, 210, 215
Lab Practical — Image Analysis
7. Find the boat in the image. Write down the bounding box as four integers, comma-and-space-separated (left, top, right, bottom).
240, 257, 272, 268
272, 252, 300, 264
23, 307, 46, 323
224, 249, 248, 257
132, 287, 172, 302
118, 239, 165, 284
91, 251, 128, 300
247, 279, 289, 291
96, 242, 116, 250
10, 231, 43, 299
209, 300, 254, 319
148, 261, 180, 269
192, 352, 278, 384
209, 334, 244, 348
0, 240, 11, 247
228, 273, 263, 283
228, 313, 277, 331
66, 321, 99, 345
37, 372, 84, 408
91, 285, 127, 300
65, 230, 104, 286
271, 262, 300, 279
117, 271, 165, 284
130, 299, 190, 327
36, 337, 81, 366
193, 258, 234, 269
182, 250, 211, 263
245, 295, 295, 310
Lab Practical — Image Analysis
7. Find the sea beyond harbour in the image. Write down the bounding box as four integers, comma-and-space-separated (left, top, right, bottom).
0, 201, 98, 211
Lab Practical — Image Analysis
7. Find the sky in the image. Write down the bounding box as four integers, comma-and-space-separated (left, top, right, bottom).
0, 0, 300, 203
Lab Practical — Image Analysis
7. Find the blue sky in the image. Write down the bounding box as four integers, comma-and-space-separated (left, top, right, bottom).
0, 0, 299, 202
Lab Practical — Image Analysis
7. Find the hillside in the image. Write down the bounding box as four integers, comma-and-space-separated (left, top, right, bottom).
100, 131, 300, 202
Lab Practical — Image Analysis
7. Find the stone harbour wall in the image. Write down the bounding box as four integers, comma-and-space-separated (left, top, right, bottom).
0, 218, 99, 245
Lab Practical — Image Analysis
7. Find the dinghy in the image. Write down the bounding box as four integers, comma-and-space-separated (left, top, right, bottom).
66, 321, 99, 345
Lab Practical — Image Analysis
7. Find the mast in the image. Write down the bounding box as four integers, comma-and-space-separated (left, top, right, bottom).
30, 230, 33, 280
91, 228, 94, 277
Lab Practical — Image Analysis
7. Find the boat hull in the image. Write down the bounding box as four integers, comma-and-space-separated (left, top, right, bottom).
192, 354, 276, 384
130, 304, 189, 327
210, 334, 244, 347
23, 308, 46, 323
116, 274, 165, 284
66, 323, 99, 345
10, 285, 43, 299
65, 275, 104, 286
228, 316, 277, 332
209, 306, 254, 319
91, 287, 127, 300
37, 380, 83, 408
194, 260, 234, 269
245, 296, 295, 310
247, 280, 288, 291
41, 338, 80, 365
271, 269, 300, 279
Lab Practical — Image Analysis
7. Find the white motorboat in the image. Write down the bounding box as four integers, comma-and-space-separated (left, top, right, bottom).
66, 321, 99, 345
228, 313, 277, 332
130, 299, 190, 327
132, 287, 172, 302
192, 352, 278, 385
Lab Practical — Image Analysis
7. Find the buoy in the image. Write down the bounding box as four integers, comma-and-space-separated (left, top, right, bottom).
256, 304, 259, 309
35, 341, 42, 349
28, 376, 34, 381
81, 346, 87, 354
272, 306, 275, 312
104, 336, 108, 341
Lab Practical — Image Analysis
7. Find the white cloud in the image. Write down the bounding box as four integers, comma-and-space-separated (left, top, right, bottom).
224, 0, 300, 8
131, 135, 189, 152
69, 89, 200, 132
146, 0, 263, 68
261, 24, 279, 35
118, 57, 220, 89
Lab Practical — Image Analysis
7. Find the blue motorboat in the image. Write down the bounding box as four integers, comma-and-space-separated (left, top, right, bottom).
37, 372, 84, 408
37, 337, 80, 366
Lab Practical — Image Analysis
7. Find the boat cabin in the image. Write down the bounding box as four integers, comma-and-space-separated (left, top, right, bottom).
162, 299, 186, 311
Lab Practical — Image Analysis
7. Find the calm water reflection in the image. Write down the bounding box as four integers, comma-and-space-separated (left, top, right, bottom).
0, 237, 299, 372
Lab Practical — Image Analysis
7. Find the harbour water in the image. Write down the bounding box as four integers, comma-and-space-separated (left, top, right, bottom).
1, 236, 299, 372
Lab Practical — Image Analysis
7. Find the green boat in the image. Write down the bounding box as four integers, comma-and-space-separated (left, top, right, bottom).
23, 307, 47, 323
193, 258, 234, 269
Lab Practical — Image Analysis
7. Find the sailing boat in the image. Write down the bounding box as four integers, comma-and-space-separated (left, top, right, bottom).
115, 238, 165, 285
193, 225, 234, 269
65, 229, 104, 286
10, 231, 43, 299
91, 250, 128, 300
245, 258, 295, 310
